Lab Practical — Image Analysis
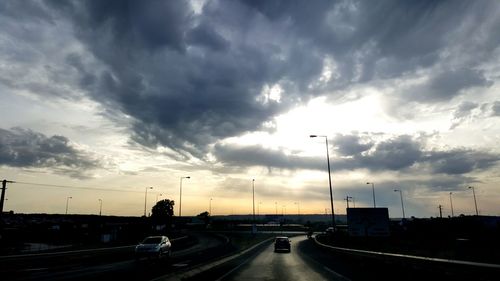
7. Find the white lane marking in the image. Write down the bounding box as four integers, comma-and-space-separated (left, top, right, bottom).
21, 268, 48, 272
323, 265, 349, 280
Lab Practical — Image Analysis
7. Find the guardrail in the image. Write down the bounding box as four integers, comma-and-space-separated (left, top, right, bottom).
0, 236, 189, 260
313, 235, 500, 269
313, 234, 500, 280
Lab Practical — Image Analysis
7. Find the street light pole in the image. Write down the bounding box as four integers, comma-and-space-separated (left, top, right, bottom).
367, 182, 376, 208
144, 187, 153, 217
468, 186, 479, 216
345, 196, 352, 209
252, 179, 256, 226
98, 199, 102, 216
209, 198, 213, 215
294, 202, 300, 219
65, 196, 72, 215
394, 189, 405, 219
258, 201, 263, 216
156, 193, 162, 203
449, 192, 454, 217
179, 176, 190, 217
310, 135, 336, 228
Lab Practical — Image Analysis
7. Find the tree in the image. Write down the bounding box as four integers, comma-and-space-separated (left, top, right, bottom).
151, 199, 175, 228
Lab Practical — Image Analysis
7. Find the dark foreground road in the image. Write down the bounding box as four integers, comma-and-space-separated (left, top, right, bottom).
2, 232, 226, 281
214, 236, 350, 281
184, 234, 500, 281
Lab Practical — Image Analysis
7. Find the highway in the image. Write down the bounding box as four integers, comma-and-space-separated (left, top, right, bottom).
183, 234, 500, 281
217, 236, 350, 281
5, 233, 500, 281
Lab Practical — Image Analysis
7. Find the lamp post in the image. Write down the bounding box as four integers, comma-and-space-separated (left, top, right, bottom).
275, 202, 278, 216
294, 202, 300, 221
366, 182, 376, 208
345, 196, 353, 209
310, 135, 336, 228
449, 192, 454, 217
394, 189, 405, 219
468, 186, 479, 216
65, 196, 72, 215
156, 193, 162, 203
258, 201, 263, 216
209, 198, 213, 215
252, 179, 256, 223
144, 187, 153, 217
179, 176, 190, 217
98, 199, 102, 216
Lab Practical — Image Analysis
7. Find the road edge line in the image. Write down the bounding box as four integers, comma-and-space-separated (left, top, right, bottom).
152, 236, 276, 281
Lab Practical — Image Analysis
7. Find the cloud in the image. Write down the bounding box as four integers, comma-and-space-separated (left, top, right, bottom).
213, 143, 323, 172
450, 101, 478, 129
186, 21, 230, 52
333, 134, 373, 156
214, 133, 500, 176
0, 127, 102, 178
407, 69, 492, 103
492, 101, 500, 117
2, 0, 500, 159
423, 149, 500, 175
353, 135, 422, 171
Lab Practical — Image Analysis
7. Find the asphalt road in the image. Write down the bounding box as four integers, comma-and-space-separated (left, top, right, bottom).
217, 236, 350, 281
3, 232, 226, 281
187, 234, 500, 281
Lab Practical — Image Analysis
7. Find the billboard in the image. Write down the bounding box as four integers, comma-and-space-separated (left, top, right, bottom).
347, 208, 390, 237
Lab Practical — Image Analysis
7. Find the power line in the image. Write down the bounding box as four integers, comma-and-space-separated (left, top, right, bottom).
12, 181, 143, 193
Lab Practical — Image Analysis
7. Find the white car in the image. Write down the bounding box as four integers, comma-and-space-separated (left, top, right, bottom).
135, 236, 171, 260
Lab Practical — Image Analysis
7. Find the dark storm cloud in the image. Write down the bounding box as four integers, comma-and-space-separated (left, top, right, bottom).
214, 134, 500, 175
407, 69, 492, 103
423, 149, 500, 175
353, 135, 422, 171
453, 102, 478, 119
492, 101, 500, 116
332, 134, 373, 156
186, 22, 230, 52
213, 144, 323, 171
450, 101, 478, 129
3, 0, 500, 157
0, 127, 102, 178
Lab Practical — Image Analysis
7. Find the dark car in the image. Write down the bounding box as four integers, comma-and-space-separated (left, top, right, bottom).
135, 235, 171, 260
274, 236, 291, 252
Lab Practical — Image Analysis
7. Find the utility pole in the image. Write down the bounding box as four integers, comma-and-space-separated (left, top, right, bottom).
438, 205, 443, 219
1, 180, 14, 218
345, 196, 352, 209
449, 192, 454, 217
252, 179, 256, 224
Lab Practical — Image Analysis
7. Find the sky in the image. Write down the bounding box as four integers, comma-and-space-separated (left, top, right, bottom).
1, 0, 500, 218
